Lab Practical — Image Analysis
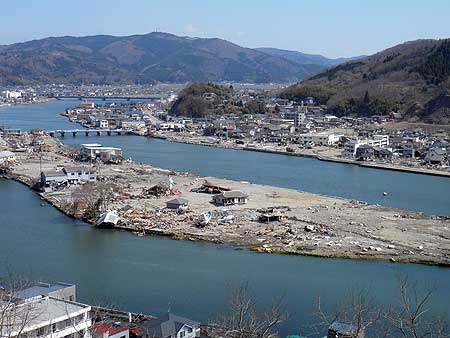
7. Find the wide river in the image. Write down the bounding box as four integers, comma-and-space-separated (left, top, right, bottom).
1, 100, 449, 336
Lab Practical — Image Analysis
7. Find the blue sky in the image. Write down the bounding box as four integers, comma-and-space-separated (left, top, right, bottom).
1, 0, 450, 58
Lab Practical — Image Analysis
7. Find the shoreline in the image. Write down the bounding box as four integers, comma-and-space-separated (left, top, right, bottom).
0, 97, 52, 108
6, 173, 450, 268
3, 135, 449, 268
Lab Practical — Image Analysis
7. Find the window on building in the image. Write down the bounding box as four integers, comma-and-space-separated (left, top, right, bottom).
69, 295, 74, 301
180, 331, 185, 338
52, 323, 57, 333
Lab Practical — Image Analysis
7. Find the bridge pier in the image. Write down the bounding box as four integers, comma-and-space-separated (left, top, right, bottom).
60, 132, 65, 137
72, 131, 77, 137
107, 131, 111, 136
116, 131, 122, 135
97, 131, 101, 136
85, 131, 90, 136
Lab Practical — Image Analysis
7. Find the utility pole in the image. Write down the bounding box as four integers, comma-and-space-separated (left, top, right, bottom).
39, 145, 42, 174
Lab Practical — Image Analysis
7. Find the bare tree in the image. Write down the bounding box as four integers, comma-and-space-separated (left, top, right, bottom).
0, 276, 42, 338
385, 276, 450, 338
68, 182, 122, 220
209, 283, 288, 338
311, 276, 449, 338
312, 288, 383, 338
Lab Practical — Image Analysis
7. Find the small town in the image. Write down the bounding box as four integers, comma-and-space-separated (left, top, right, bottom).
1, 2, 450, 338
38, 83, 450, 174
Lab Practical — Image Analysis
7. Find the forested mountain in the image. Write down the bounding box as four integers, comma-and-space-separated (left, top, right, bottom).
280, 39, 450, 123
0, 32, 344, 85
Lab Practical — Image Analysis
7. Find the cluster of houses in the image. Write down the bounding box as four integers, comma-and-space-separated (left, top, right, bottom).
0, 282, 202, 338
346, 130, 450, 165
64, 100, 172, 135
154, 97, 449, 167
0, 87, 40, 105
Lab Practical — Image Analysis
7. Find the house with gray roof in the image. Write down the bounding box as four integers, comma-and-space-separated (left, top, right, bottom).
166, 198, 189, 210
212, 190, 249, 206
139, 313, 200, 338
424, 147, 447, 164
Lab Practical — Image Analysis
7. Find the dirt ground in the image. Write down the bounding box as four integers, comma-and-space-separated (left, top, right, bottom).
6, 134, 450, 266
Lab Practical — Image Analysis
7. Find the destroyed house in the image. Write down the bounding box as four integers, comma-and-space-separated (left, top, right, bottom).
40, 170, 69, 192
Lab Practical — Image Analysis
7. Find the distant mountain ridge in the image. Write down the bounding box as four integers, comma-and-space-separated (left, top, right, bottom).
255, 47, 364, 67
0, 32, 353, 85
280, 39, 450, 124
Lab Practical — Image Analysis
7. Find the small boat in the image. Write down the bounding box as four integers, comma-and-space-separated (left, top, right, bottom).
382, 192, 388, 196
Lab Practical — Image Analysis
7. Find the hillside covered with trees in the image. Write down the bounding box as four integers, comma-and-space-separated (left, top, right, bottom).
280, 39, 450, 124
169, 83, 268, 118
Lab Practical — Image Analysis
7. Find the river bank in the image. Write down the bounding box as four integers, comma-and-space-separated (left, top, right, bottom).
0, 97, 51, 108
152, 132, 450, 178
4, 134, 450, 267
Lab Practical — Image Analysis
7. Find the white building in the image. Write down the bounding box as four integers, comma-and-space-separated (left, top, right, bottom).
99, 120, 109, 129
1, 284, 92, 338
2, 90, 22, 99
80, 144, 123, 163
344, 135, 390, 157
298, 132, 342, 146
158, 123, 185, 131
64, 167, 97, 185
370, 134, 390, 147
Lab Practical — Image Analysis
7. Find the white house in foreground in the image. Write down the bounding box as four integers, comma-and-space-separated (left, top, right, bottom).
1, 284, 92, 338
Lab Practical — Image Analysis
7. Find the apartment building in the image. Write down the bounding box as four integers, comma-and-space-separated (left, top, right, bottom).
0, 283, 92, 338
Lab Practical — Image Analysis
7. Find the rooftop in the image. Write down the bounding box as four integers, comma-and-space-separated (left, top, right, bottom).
140, 313, 199, 338
3, 296, 90, 336
16, 282, 74, 300
93, 321, 129, 336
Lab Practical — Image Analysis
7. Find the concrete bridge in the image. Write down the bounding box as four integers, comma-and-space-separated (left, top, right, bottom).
47, 129, 134, 137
